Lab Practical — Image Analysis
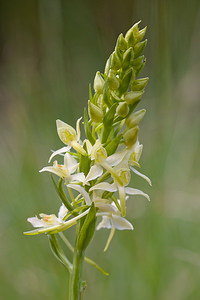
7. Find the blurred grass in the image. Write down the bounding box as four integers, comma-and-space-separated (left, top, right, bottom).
0, 0, 200, 299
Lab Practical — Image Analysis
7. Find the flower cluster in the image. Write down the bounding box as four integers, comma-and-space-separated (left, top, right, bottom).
25, 22, 151, 253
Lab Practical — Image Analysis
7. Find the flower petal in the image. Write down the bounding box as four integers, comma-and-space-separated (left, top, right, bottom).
39, 165, 64, 178
67, 184, 91, 205
76, 117, 82, 141
125, 187, 150, 201
27, 216, 45, 228
70, 172, 85, 183
130, 167, 152, 186
84, 165, 103, 184
58, 204, 68, 221
105, 149, 127, 167
97, 216, 112, 230
48, 146, 71, 163
89, 182, 117, 193
112, 215, 133, 230
64, 153, 79, 173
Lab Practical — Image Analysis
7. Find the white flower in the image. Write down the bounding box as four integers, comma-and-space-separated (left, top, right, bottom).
24, 204, 90, 235
83, 139, 125, 186
49, 118, 87, 159
40, 152, 85, 184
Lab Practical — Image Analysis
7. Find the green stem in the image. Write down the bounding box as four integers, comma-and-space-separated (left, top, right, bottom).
69, 223, 84, 300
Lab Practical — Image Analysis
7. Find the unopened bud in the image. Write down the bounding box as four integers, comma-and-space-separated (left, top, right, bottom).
123, 126, 139, 146
110, 91, 121, 102
134, 27, 147, 43
94, 71, 104, 93
131, 77, 149, 91
116, 102, 129, 117
108, 71, 120, 90
116, 33, 127, 52
126, 109, 146, 128
134, 39, 147, 58
125, 21, 141, 46
110, 52, 122, 70
104, 57, 111, 75
122, 47, 134, 70
124, 90, 144, 105
88, 100, 103, 123
132, 55, 145, 67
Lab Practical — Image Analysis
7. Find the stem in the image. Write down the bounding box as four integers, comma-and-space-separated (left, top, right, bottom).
69, 222, 84, 300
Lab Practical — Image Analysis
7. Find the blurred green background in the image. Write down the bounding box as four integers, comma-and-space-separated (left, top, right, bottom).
0, 0, 200, 299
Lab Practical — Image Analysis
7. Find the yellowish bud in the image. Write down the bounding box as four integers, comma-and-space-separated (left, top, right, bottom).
134, 27, 147, 43
124, 90, 144, 105
56, 119, 76, 145
94, 71, 104, 93
123, 126, 139, 146
131, 77, 149, 91
126, 109, 146, 128
88, 100, 103, 123
116, 102, 129, 117
108, 71, 120, 90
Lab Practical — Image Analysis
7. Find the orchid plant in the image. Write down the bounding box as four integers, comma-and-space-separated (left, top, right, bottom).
25, 21, 151, 300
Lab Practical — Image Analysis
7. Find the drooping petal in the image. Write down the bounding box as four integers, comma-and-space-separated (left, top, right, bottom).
104, 226, 115, 252
111, 215, 133, 230
89, 182, 117, 193
67, 184, 91, 205
58, 204, 68, 221
118, 184, 126, 217
125, 187, 150, 201
70, 172, 85, 183
96, 216, 112, 230
48, 146, 71, 163
130, 167, 152, 186
64, 153, 79, 173
84, 165, 103, 184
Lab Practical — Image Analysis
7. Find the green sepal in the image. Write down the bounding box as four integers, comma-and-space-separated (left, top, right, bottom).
115, 33, 127, 53
51, 177, 75, 214
134, 39, 147, 58
122, 47, 134, 70
84, 108, 95, 145
48, 234, 72, 272
132, 55, 145, 68
101, 102, 117, 143
79, 142, 91, 176
131, 77, 149, 91
118, 68, 135, 95
105, 134, 123, 156
77, 203, 96, 253
135, 58, 146, 77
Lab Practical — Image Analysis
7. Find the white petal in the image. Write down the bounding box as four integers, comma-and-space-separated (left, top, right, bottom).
130, 167, 152, 186
76, 117, 82, 141
89, 182, 117, 192
39, 166, 64, 178
64, 153, 79, 173
112, 215, 133, 230
27, 216, 44, 228
84, 165, 103, 184
95, 203, 117, 213
97, 216, 112, 230
125, 187, 150, 201
67, 184, 91, 205
58, 204, 68, 221
70, 172, 85, 183
48, 146, 71, 163
106, 149, 127, 167
84, 139, 93, 155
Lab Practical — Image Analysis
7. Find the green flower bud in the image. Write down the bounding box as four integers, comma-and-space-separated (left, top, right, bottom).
104, 56, 111, 75
134, 27, 147, 43
108, 71, 120, 90
118, 68, 135, 95
110, 91, 121, 102
116, 102, 129, 117
131, 77, 149, 91
122, 47, 134, 70
124, 90, 144, 105
134, 39, 147, 58
123, 126, 139, 146
135, 59, 146, 77
116, 33, 127, 52
132, 55, 145, 67
110, 51, 122, 70
94, 71, 104, 93
126, 109, 146, 128
125, 21, 141, 46
88, 100, 103, 123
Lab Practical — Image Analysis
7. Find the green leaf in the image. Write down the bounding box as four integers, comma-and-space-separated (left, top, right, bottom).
84, 108, 95, 145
